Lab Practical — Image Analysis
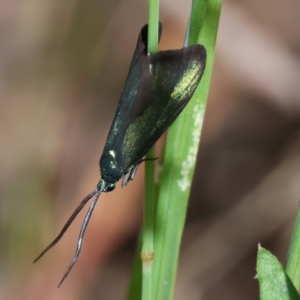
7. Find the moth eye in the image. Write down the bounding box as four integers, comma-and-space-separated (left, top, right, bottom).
106, 183, 115, 192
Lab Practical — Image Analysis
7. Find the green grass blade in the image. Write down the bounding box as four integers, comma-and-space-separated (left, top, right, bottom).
141, 2, 160, 300
126, 1, 160, 297
147, 0, 159, 54
286, 201, 300, 291
152, 1, 221, 299
189, 0, 209, 45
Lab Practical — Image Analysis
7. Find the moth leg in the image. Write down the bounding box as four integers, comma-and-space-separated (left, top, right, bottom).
121, 157, 158, 188
121, 172, 131, 188
128, 163, 140, 181
121, 163, 140, 188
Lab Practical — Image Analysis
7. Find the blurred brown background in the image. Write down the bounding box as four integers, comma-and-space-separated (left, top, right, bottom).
1, 0, 300, 299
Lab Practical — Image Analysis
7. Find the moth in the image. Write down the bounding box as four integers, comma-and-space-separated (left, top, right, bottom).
34, 22, 206, 287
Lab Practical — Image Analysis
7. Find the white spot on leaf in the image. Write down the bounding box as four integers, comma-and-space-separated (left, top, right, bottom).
177, 103, 205, 191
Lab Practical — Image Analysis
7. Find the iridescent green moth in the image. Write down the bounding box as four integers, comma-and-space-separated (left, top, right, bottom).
34, 22, 206, 287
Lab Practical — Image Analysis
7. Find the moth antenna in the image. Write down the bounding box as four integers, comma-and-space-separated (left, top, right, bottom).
33, 188, 99, 263
58, 191, 101, 287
